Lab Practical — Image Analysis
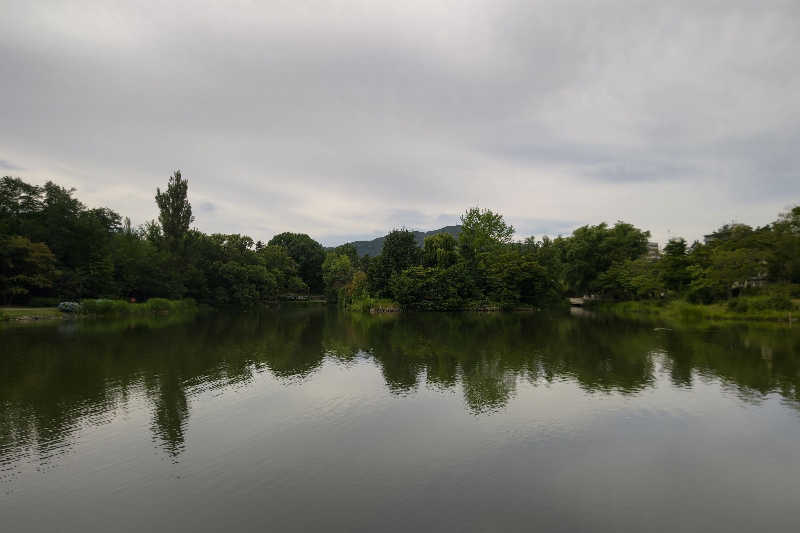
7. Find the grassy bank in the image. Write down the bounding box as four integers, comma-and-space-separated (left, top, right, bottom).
345, 297, 402, 313
79, 298, 199, 316
593, 299, 799, 324
345, 296, 517, 313
0, 307, 63, 321
1, 298, 201, 322
344, 295, 568, 313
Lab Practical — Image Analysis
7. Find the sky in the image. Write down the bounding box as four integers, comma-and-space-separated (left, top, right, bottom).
1, 0, 799, 246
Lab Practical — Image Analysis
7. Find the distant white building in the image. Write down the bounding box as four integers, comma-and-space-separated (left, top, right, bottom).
646, 242, 660, 260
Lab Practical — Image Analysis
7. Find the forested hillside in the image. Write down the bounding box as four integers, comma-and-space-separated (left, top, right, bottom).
343, 226, 462, 257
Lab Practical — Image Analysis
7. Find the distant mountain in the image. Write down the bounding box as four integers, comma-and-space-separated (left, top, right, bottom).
343, 225, 462, 257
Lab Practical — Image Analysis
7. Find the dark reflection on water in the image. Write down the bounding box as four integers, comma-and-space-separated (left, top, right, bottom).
1, 308, 800, 531
2, 309, 800, 460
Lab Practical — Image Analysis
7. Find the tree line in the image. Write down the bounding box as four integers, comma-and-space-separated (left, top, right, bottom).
327, 205, 800, 311
0, 172, 321, 306
1, 171, 798, 309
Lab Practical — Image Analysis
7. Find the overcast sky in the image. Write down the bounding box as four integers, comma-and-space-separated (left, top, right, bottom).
2, 1, 799, 246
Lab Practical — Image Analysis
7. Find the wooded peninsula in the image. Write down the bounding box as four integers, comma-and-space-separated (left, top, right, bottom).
2, 171, 799, 319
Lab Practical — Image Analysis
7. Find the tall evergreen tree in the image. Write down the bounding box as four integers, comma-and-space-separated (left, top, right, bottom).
155, 170, 194, 250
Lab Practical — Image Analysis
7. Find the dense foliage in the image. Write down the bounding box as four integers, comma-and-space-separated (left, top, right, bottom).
2, 173, 798, 311
335, 206, 800, 312
337, 207, 566, 310
1, 173, 308, 306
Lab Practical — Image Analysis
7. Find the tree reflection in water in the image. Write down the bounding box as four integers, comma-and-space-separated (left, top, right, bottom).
1, 308, 799, 464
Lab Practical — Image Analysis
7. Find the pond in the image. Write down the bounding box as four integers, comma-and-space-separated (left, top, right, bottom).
2, 308, 799, 532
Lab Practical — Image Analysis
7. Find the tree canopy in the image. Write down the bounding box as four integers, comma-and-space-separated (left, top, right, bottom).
267, 232, 325, 293
2, 173, 798, 312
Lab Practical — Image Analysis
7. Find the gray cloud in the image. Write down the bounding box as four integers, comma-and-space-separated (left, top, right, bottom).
513, 217, 581, 240
196, 201, 217, 215
1, 0, 798, 246
0, 159, 22, 171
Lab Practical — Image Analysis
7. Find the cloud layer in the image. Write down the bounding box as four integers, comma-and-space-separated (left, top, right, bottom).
2, 0, 798, 245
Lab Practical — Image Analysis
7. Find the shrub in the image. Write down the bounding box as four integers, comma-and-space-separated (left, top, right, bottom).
81, 299, 130, 315
110, 300, 132, 315
81, 299, 114, 315
348, 295, 374, 313
672, 301, 706, 321
766, 295, 793, 311
686, 285, 715, 305
726, 298, 749, 313
146, 298, 172, 313
726, 291, 793, 313
57, 301, 81, 314
72, 298, 197, 317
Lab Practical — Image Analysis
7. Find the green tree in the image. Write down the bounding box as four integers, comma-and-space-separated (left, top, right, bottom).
458, 207, 514, 260
155, 170, 194, 251
422, 233, 458, 268
382, 229, 421, 273
774, 205, 800, 234
564, 222, 649, 295
110, 220, 171, 300
322, 253, 354, 301
258, 245, 307, 294
687, 248, 767, 303
0, 177, 42, 236
486, 249, 560, 308
213, 261, 275, 306
339, 270, 370, 309
457, 208, 514, 300
0, 235, 58, 304
333, 243, 358, 264
661, 238, 691, 292
770, 206, 800, 282
596, 258, 663, 300
267, 233, 325, 293
390, 266, 461, 310
369, 229, 420, 297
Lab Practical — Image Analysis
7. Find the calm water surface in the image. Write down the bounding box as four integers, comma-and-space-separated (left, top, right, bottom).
2, 308, 800, 532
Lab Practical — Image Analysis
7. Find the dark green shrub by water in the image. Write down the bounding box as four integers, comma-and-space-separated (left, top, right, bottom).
79, 298, 198, 317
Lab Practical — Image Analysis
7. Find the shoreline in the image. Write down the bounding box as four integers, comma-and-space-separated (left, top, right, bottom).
589, 300, 798, 325
0, 307, 65, 322
1, 299, 202, 323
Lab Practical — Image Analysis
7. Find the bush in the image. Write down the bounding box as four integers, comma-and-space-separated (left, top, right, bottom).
60, 298, 197, 317
686, 285, 715, 305
672, 301, 707, 321
57, 301, 81, 314
347, 295, 373, 313
726, 298, 748, 313
146, 298, 172, 313
110, 300, 133, 315
766, 295, 793, 311
726, 292, 793, 313
81, 299, 115, 315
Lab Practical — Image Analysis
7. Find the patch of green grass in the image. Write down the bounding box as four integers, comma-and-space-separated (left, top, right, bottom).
0, 307, 63, 321
596, 298, 798, 324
